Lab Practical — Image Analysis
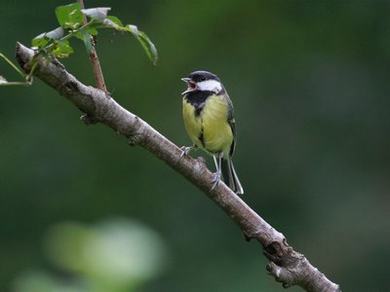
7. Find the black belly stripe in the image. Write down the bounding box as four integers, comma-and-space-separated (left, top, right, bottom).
198, 126, 205, 147
194, 105, 203, 117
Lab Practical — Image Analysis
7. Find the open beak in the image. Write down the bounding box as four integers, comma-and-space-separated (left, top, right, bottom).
181, 77, 196, 95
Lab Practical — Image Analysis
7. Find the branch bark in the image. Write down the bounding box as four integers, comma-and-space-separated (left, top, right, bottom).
15, 43, 341, 292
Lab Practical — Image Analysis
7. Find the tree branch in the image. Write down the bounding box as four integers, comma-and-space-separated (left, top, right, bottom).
15, 43, 340, 292
78, 0, 107, 93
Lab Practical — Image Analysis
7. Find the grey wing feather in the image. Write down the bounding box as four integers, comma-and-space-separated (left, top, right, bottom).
225, 92, 236, 157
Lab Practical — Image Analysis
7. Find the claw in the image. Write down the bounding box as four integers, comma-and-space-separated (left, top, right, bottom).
211, 170, 221, 191
180, 146, 193, 158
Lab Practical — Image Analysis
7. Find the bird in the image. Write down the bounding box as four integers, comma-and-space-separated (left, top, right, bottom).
180, 70, 244, 195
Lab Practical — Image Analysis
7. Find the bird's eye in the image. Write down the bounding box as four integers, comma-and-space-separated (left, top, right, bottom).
201, 76, 206, 81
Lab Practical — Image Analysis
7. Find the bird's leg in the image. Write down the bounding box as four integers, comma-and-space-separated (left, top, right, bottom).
211, 153, 223, 190
180, 144, 195, 158
212, 155, 219, 170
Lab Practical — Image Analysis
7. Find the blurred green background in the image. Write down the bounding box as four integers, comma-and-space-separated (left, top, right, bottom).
1, 0, 389, 291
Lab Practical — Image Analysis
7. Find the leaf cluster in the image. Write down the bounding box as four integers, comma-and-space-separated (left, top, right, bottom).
32, 2, 158, 64
1, 2, 158, 87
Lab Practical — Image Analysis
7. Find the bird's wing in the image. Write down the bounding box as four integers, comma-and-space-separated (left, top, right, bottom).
225, 92, 236, 157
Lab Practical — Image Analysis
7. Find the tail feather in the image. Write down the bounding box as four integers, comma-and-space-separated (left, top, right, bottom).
221, 158, 244, 195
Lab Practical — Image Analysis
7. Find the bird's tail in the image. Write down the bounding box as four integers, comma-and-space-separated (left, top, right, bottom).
221, 157, 244, 195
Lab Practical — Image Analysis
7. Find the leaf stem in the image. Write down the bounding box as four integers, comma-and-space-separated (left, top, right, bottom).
44, 20, 95, 51
0, 52, 26, 78
0, 81, 30, 86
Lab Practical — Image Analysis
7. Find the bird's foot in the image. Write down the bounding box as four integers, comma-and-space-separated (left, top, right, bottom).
180, 146, 193, 158
211, 170, 222, 191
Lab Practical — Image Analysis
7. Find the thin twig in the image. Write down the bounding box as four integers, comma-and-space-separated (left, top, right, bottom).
15, 43, 341, 292
0, 53, 26, 78
78, 0, 107, 93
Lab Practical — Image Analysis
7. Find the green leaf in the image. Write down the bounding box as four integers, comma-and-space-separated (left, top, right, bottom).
52, 40, 74, 58
81, 7, 111, 21
107, 16, 123, 27
55, 2, 83, 30
85, 25, 98, 36
74, 23, 99, 54
127, 25, 158, 65
75, 24, 98, 41
32, 27, 64, 48
78, 31, 94, 53
32, 33, 49, 48
103, 16, 126, 30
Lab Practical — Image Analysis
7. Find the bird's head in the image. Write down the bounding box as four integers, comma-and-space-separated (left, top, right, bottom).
181, 70, 223, 96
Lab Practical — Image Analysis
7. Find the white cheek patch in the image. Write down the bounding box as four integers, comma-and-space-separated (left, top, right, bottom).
197, 80, 222, 93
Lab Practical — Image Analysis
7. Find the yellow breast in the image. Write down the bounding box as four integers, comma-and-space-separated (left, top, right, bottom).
182, 94, 233, 155
182, 99, 203, 147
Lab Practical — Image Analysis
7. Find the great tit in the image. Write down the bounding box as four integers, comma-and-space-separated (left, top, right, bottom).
181, 70, 244, 195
